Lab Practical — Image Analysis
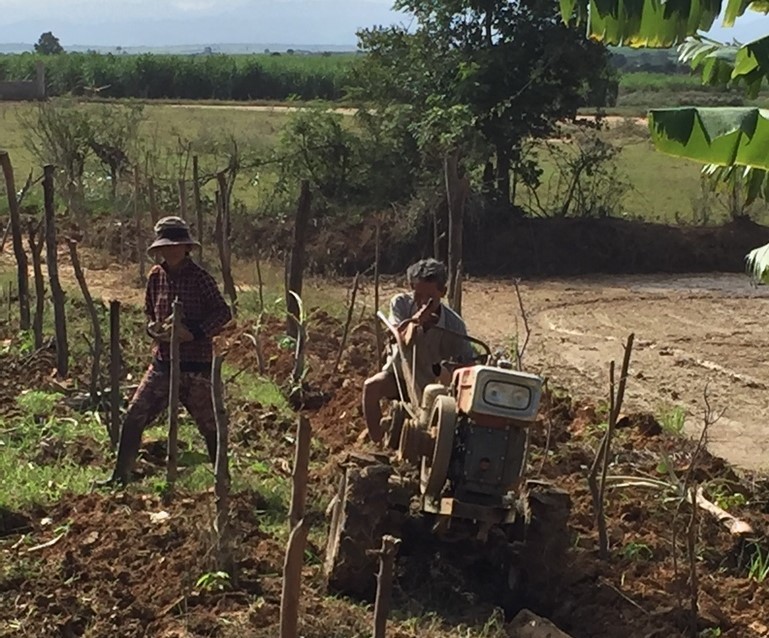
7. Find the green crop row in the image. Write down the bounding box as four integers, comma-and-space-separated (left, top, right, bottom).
0, 52, 358, 101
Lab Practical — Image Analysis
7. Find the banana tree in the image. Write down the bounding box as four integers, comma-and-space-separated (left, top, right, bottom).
559, 0, 769, 280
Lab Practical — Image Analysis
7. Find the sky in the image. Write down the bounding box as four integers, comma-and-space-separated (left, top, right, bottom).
0, 0, 404, 47
0, 0, 764, 48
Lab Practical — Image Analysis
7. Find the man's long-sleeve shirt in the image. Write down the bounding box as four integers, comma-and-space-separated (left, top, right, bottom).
144, 259, 232, 371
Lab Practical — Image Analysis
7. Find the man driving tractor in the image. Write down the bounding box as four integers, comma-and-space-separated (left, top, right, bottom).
362, 258, 474, 444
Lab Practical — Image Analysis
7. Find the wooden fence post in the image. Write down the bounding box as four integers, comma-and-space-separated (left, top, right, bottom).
212, 355, 235, 579
0, 152, 30, 330
280, 415, 312, 638
192, 155, 203, 265
215, 173, 237, 312
178, 179, 188, 219
286, 180, 311, 338
280, 519, 309, 638
26, 219, 45, 349
166, 298, 182, 489
289, 416, 312, 530
69, 240, 103, 405
373, 535, 402, 638
43, 164, 68, 378
147, 176, 158, 225
109, 300, 121, 448
135, 170, 146, 282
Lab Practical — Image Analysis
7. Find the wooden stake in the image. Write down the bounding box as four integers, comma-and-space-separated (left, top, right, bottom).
26, 219, 45, 349
147, 176, 158, 225
69, 240, 103, 405
0, 152, 30, 330
43, 165, 69, 378
373, 535, 401, 638
588, 333, 634, 559
109, 300, 121, 448
193, 155, 203, 265
166, 297, 182, 488
279, 519, 308, 638
286, 180, 311, 338
178, 178, 188, 219
134, 170, 146, 282
334, 273, 360, 374
212, 355, 235, 579
288, 416, 311, 530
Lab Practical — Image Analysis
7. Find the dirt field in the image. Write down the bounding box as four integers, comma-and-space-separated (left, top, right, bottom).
3, 244, 765, 472
459, 273, 769, 473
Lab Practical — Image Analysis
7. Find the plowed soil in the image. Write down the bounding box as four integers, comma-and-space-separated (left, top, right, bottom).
2, 248, 769, 636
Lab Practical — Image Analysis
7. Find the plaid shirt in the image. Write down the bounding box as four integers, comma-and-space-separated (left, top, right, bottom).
145, 258, 232, 369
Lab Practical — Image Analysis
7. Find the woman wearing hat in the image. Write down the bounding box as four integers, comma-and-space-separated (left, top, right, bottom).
101, 216, 233, 486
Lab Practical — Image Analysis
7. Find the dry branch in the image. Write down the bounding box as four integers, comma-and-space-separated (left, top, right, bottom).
178, 178, 188, 219
26, 218, 45, 349
588, 333, 634, 559
687, 485, 699, 637
255, 254, 265, 314
211, 355, 235, 579
43, 165, 68, 378
279, 519, 308, 638
192, 155, 203, 264
147, 176, 158, 225
134, 170, 146, 282
0, 219, 10, 253
68, 240, 103, 405
334, 273, 360, 374
108, 301, 121, 448
0, 151, 30, 330
214, 183, 237, 312
513, 279, 531, 370
373, 535, 401, 638
288, 416, 311, 530
166, 298, 182, 488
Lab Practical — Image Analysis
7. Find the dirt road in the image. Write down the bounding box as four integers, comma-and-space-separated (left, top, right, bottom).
461, 273, 769, 472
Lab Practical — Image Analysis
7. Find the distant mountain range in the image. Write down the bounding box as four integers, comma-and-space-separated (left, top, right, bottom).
0, 43, 358, 55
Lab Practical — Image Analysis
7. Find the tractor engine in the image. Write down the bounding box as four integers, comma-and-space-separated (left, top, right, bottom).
445, 365, 543, 506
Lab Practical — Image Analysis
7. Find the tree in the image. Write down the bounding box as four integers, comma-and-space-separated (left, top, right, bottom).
558, 0, 769, 277
34, 32, 64, 55
356, 0, 615, 210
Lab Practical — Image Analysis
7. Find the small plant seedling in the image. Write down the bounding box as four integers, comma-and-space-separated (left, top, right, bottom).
658, 406, 686, 435
621, 541, 653, 561
195, 571, 231, 592
747, 543, 769, 583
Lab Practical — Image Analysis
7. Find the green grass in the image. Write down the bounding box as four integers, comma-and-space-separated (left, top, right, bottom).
0, 101, 292, 208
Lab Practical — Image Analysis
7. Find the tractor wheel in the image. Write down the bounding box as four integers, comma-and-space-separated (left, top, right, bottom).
324, 458, 393, 600
519, 481, 572, 612
420, 395, 457, 499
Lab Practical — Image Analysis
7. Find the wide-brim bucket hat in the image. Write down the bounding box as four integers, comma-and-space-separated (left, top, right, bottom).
147, 216, 201, 256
